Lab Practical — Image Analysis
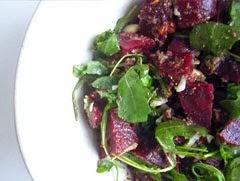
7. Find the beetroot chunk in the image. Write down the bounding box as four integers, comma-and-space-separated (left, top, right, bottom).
84, 91, 106, 128
175, 0, 217, 28
168, 39, 191, 56
179, 82, 214, 129
107, 108, 138, 156
131, 145, 168, 168
215, 59, 240, 83
118, 33, 156, 54
155, 51, 193, 85
218, 119, 240, 146
138, 0, 174, 44
153, 39, 193, 85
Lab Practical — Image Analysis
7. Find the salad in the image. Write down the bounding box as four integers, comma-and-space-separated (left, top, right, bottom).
73, 0, 240, 180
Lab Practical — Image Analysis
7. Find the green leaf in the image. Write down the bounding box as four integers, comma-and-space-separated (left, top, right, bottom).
192, 163, 225, 181
73, 61, 108, 78
220, 83, 240, 119
155, 120, 208, 153
97, 90, 117, 104
226, 157, 240, 181
133, 64, 152, 88
230, 1, 240, 27
94, 30, 120, 56
117, 65, 151, 123
170, 169, 188, 181
190, 22, 240, 55
96, 159, 114, 173
85, 61, 108, 75
73, 64, 87, 77
220, 144, 240, 164
92, 75, 121, 91
114, 5, 139, 33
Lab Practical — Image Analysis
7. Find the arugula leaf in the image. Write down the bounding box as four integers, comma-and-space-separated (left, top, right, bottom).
73, 61, 108, 78
92, 75, 121, 91
94, 30, 120, 56
192, 163, 225, 181
220, 144, 240, 164
155, 120, 208, 153
220, 83, 240, 119
170, 169, 188, 181
133, 64, 152, 88
226, 157, 240, 181
230, 1, 240, 27
73, 64, 87, 77
97, 90, 117, 104
117, 65, 151, 123
190, 22, 240, 55
114, 5, 139, 33
97, 159, 114, 173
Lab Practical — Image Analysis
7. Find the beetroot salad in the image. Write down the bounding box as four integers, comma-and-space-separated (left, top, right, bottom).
73, 0, 240, 180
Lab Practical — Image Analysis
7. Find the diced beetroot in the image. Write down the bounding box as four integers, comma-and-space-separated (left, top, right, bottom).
84, 91, 106, 128
204, 158, 222, 169
215, 59, 240, 83
175, 0, 217, 28
155, 52, 193, 85
168, 39, 191, 56
218, 119, 240, 146
131, 145, 168, 168
138, 0, 174, 44
107, 108, 138, 156
118, 33, 156, 54
179, 82, 214, 129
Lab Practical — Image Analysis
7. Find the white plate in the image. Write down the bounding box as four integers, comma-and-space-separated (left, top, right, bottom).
15, 1, 139, 180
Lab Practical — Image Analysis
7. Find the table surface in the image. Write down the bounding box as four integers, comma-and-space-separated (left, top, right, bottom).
0, 1, 39, 180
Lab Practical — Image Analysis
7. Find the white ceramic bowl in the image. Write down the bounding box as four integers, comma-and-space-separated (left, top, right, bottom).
15, 1, 140, 180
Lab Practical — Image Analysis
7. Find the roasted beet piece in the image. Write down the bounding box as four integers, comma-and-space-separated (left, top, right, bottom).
84, 91, 106, 128
154, 51, 193, 85
118, 33, 156, 54
107, 108, 138, 156
218, 119, 240, 146
179, 82, 214, 129
204, 158, 222, 170
153, 39, 193, 85
202, 57, 240, 83
131, 145, 168, 168
131, 121, 169, 168
174, 0, 217, 28
215, 59, 240, 83
138, 0, 174, 44
168, 39, 191, 56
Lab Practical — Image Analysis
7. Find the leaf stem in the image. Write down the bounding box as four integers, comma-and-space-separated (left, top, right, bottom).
101, 104, 111, 158
176, 146, 208, 153
115, 155, 175, 174
110, 54, 144, 76
226, 51, 240, 62
203, 150, 219, 159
